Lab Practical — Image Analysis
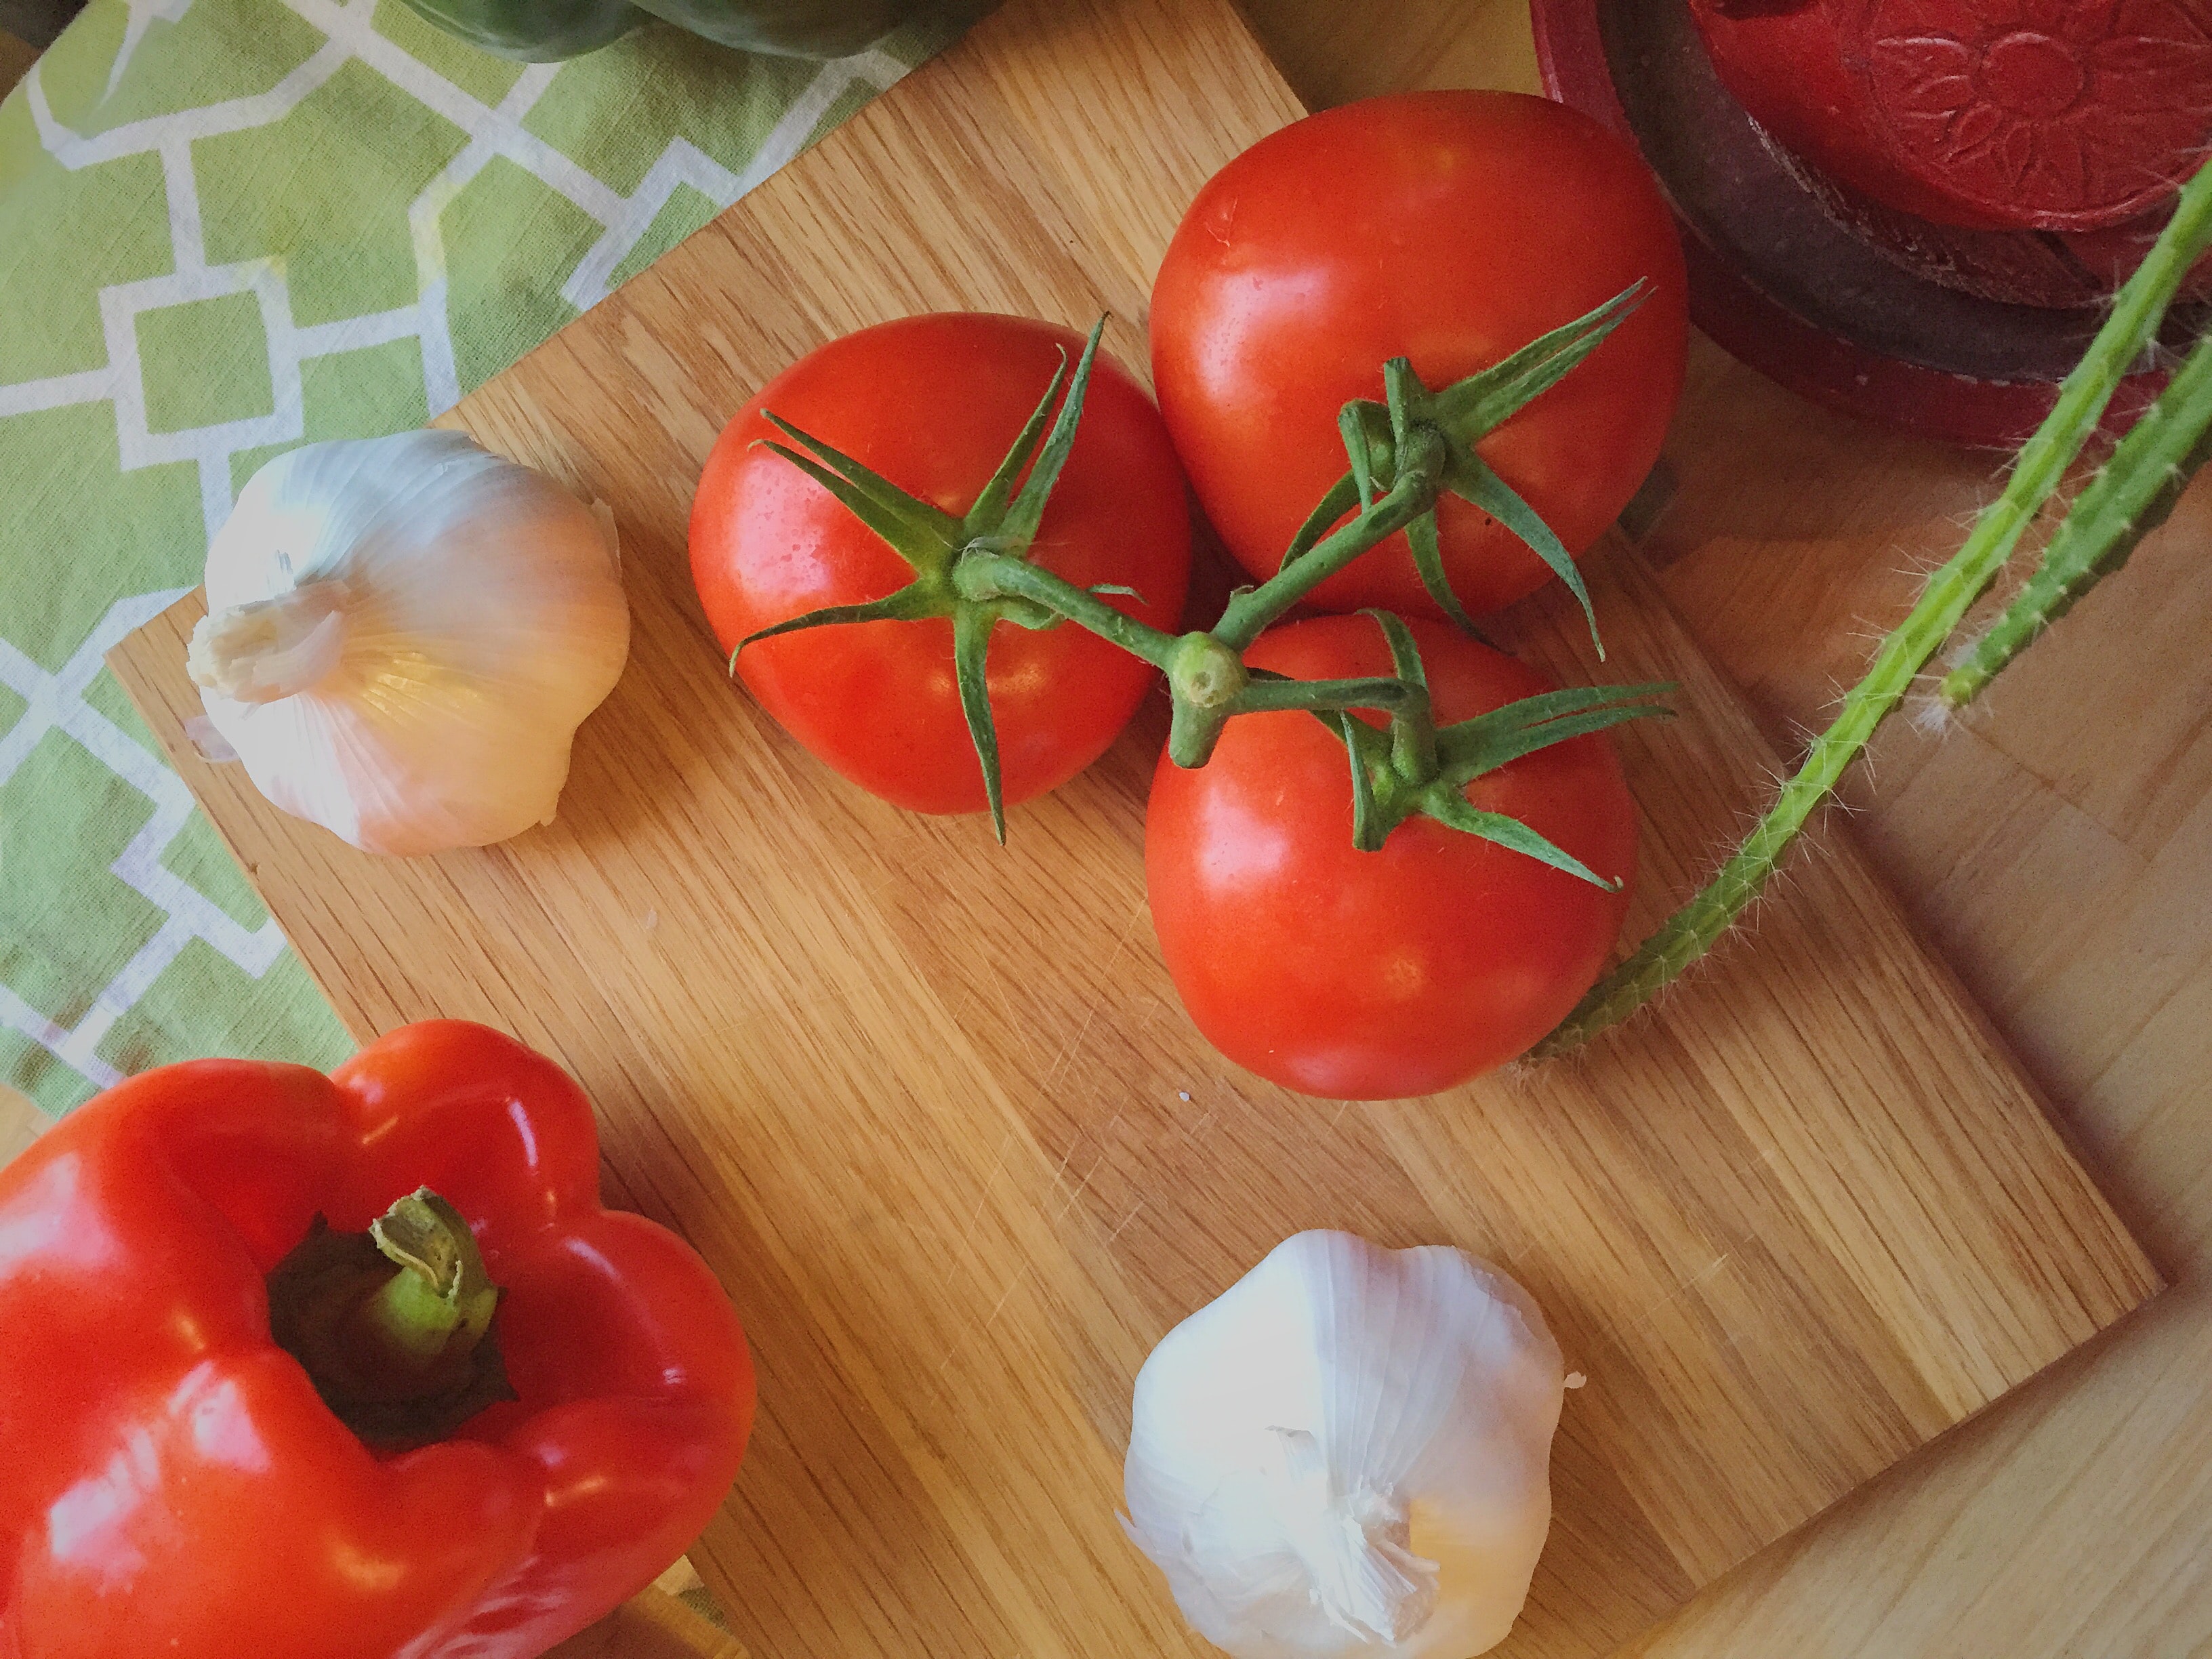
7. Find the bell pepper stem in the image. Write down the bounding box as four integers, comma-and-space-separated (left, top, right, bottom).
267, 1187, 515, 1450
353, 1188, 500, 1370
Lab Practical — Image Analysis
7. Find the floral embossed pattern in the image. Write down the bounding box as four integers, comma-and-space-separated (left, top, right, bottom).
1862, 0, 2212, 228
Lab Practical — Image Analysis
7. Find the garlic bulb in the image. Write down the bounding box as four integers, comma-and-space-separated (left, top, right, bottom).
188, 432, 630, 857
1123, 1231, 1564, 1659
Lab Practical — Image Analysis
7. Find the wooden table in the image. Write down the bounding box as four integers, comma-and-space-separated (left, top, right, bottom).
1235, 3, 2212, 1656
7, 5, 2204, 1655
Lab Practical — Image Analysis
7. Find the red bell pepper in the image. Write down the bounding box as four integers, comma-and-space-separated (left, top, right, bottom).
0, 1020, 753, 1659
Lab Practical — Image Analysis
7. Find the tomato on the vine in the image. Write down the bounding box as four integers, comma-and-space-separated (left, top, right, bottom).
1150, 91, 1688, 620
690, 313, 1191, 817
1145, 614, 1638, 1100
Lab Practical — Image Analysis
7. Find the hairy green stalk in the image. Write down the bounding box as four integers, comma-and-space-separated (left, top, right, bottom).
1536, 157, 2212, 1057
1940, 331, 2212, 707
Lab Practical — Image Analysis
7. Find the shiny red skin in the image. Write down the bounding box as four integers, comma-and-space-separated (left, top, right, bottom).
1145, 617, 1637, 1100
691, 313, 1191, 817
0, 1021, 754, 1659
1151, 91, 1687, 621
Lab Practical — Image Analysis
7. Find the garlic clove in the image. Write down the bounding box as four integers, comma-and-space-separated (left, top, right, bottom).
190, 433, 630, 857
1124, 1231, 1563, 1659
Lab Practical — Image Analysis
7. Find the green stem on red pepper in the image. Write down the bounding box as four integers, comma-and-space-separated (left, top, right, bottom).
359, 1189, 501, 1366
268, 1187, 515, 1451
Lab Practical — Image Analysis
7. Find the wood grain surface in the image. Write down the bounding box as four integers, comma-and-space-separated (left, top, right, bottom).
542, 1589, 747, 1659
1614, 338, 2212, 1659
1237, 5, 2212, 1657
0, 1086, 42, 1168
100, 2, 2169, 1657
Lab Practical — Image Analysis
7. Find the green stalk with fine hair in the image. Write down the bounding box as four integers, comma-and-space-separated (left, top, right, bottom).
1535, 155, 2212, 1058
1939, 331, 2212, 708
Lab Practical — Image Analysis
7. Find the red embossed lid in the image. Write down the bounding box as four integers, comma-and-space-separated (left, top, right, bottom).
1538, 0, 2199, 446
1856, 0, 2212, 231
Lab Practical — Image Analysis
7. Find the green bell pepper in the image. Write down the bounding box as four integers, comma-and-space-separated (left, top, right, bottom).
392, 0, 929, 60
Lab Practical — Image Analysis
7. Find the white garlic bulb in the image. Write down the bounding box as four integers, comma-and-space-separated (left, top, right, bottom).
1123, 1231, 1564, 1659
188, 432, 630, 857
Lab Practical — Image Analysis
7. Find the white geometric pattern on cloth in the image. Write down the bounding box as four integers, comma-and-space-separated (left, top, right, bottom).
15, 0, 905, 539
0, 0, 917, 1103
0, 585, 270, 1092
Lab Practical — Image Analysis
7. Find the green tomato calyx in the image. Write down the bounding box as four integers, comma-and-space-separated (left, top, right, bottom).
736, 287, 1662, 865
734, 319, 1161, 845
1317, 611, 1672, 872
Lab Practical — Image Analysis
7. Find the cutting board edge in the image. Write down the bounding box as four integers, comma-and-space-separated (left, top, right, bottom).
91, 0, 2169, 1649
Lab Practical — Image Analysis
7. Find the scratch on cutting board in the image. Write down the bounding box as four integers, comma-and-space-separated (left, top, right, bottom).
1041, 1135, 1081, 1209
938, 1190, 1134, 1380
1621, 1249, 1738, 1343
991, 968, 1042, 1070
1047, 1111, 1122, 1215
1038, 900, 1147, 1092
980, 1262, 1038, 1336
933, 1256, 1040, 1381
953, 1131, 1017, 1250
1056, 1147, 1110, 1221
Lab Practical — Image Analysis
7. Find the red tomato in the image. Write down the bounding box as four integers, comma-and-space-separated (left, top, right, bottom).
691, 314, 1191, 815
1145, 615, 1637, 1099
1150, 91, 1688, 619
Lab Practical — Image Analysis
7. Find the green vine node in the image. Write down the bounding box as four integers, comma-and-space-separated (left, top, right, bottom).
747, 285, 1663, 860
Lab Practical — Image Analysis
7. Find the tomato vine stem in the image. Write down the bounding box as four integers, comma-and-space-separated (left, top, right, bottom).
951, 552, 1180, 668
743, 287, 1661, 859
1211, 426, 1450, 651
1319, 644, 1673, 867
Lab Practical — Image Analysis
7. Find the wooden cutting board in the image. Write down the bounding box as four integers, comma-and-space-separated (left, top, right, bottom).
108, 1, 2161, 1655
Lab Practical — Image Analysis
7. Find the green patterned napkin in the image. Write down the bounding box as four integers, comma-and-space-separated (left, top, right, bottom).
0, 0, 954, 1113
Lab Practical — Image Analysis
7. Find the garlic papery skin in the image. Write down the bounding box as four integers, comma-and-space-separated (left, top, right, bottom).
188, 432, 630, 857
1122, 1231, 1564, 1659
